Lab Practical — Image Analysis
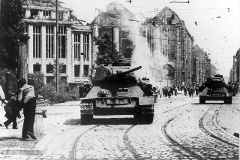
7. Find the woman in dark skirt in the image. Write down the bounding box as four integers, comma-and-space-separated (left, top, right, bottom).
3, 95, 20, 129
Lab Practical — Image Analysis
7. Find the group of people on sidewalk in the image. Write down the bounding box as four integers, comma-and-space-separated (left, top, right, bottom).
154, 85, 199, 98
0, 78, 37, 141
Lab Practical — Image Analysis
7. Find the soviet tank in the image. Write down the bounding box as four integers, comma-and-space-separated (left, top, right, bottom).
199, 74, 232, 104
80, 60, 155, 124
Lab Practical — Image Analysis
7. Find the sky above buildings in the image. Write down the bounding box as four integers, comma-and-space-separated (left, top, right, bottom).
61, 0, 240, 78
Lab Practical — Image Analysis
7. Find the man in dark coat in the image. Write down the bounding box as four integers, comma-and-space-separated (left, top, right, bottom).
17, 78, 36, 140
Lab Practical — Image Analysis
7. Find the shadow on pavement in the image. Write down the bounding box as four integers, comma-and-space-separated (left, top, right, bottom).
191, 102, 225, 105
64, 118, 139, 125
0, 137, 20, 141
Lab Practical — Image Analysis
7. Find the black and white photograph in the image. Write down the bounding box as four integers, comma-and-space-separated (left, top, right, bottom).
0, 0, 239, 159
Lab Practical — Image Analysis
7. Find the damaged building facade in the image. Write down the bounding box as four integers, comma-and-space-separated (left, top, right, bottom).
143, 7, 195, 87
91, 3, 196, 87
21, 0, 92, 84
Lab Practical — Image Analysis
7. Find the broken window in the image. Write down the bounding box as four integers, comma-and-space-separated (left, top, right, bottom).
30, 9, 38, 18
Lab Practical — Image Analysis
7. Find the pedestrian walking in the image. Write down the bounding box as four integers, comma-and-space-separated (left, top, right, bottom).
152, 87, 158, 102
189, 87, 194, 97
17, 78, 37, 140
3, 95, 20, 129
167, 87, 171, 98
174, 87, 178, 96
195, 85, 199, 96
184, 87, 187, 96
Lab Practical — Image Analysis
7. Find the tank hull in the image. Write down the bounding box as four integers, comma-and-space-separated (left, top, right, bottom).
80, 86, 155, 124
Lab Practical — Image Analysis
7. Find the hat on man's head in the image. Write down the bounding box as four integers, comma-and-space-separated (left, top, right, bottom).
18, 78, 26, 87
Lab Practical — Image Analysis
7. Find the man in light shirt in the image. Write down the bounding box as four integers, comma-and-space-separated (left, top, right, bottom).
17, 78, 36, 140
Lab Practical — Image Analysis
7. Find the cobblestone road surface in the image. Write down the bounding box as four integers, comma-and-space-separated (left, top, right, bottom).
0, 95, 239, 160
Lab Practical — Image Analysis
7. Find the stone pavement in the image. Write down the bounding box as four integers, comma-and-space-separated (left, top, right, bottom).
0, 94, 239, 158
0, 100, 81, 155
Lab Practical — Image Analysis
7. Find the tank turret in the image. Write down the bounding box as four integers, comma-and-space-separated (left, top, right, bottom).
203, 74, 226, 90
92, 62, 142, 87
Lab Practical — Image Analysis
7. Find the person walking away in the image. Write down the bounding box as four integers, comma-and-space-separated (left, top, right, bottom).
17, 78, 37, 140
152, 87, 158, 103
195, 85, 199, 96
174, 87, 178, 96
189, 87, 193, 97
167, 87, 171, 98
3, 95, 20, 129
184, 87, 187, 96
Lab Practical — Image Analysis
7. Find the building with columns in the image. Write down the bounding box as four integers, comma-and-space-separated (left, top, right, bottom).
21, 0, 92, 84
91, 1, 136, 62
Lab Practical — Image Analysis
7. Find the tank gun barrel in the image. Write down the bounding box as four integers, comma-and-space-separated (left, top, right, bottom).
119, 66, 142, 75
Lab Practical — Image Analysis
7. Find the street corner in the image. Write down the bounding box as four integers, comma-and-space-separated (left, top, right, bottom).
0, 124, 46, 156
0, 133, 45, 156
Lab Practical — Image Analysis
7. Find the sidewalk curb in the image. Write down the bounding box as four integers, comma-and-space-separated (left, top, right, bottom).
0, 148, 43, 155
0, 128, 64, 155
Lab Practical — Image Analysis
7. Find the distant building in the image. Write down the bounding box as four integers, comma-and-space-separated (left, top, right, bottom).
230, 49, 239, 84
91, 1, 136, 62
21, 0, 92, 84
192, 45, 211, 84
145, 7, 194, 87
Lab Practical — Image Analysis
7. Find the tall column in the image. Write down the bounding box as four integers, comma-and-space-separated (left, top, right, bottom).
88, 33, 92, 75
66, 27, 72, 82
70, 33, 74, 82
80, 32, 84, 80
41, 25, 46, 83
28, 24, 34, 74
93, 24, 99, 37
53, 26, 56, 62
113, 27, 119, 52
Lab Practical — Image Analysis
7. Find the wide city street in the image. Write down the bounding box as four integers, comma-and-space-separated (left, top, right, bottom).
0, 94, 239, 160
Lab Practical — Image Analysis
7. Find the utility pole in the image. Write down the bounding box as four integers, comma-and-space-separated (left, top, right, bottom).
55, 0, 59, 92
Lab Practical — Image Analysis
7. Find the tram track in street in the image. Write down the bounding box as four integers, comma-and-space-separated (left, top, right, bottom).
199, 105, 239, 147
70, 122, 139, 159
162, 110, 204, 160
161, 100, 239, 159
70, 97, 193, 159
69, 125, 100, 159
123, 125, 143, 160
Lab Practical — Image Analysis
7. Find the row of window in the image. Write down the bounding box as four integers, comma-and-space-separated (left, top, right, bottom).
24, 9, 65, 20
33, 64, 89, 77
27, 25, 90, 60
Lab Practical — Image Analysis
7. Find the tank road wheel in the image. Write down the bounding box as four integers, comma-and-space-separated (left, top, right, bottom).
141, 114, 154, 124
199, 96, 205, 104
140, 105, 154, 124
134, 110, 141, 123
81, 114, 93, 125
224, 97, 232, 104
